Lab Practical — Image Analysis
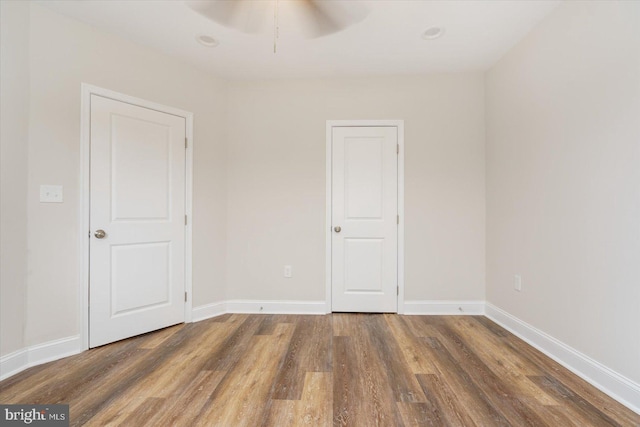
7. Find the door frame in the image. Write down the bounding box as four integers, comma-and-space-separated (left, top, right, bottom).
79, 84, 194, 351
325, 120, 405, 314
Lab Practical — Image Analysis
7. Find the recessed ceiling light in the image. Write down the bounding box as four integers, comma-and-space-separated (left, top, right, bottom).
422, 27, 445, 40
196, 34, 219, 47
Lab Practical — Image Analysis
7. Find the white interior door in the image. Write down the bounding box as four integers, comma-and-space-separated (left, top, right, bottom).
331, 126, 398, 312
89, 94, 186, 348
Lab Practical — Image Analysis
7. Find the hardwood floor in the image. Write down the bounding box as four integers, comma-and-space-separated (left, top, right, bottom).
1, 314, 638, 426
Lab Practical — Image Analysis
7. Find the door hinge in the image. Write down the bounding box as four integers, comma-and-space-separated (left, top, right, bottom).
397, 144, 399, 154
185, 291, 188, 302
397, 215, 399, 225
185, 215, 187, 225
397, 285, 399, 295
185, 137, 188, 149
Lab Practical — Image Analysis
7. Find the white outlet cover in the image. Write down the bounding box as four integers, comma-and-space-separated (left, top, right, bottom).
514, 274, 522, 292
284, 265, 293, 278
40, 185, 63, 203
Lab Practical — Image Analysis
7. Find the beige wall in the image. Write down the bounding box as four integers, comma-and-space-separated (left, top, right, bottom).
22, 4, 227, 347
0, 1, 30, 356
4, 4, 486, 356
4, 0, 637, 396
486, 0, 640, 383
3, 5, 486, 357
226, 75, 486, 302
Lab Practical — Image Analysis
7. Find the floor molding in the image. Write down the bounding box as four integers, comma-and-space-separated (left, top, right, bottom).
225, 299, 327, 314
192, 299, 327, 322
403, 300, 485, 315
485, 303, 640, 415
0, 349, 27, 381
0, 335, 82, 381
191, 301, 227, 322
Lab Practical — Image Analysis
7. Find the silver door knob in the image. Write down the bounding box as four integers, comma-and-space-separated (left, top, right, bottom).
334, 226, 341, 233
94, 229, 106, 239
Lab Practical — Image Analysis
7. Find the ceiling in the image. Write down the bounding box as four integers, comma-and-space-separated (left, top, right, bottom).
38, 0, 560, 80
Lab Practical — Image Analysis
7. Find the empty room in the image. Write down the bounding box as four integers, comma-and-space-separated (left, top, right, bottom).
0, 0, 639, 425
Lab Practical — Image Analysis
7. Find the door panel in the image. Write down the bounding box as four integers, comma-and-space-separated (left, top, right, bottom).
89, 94, 186, 348
345, 138, 384, 219
331, 126, 398, 313
110, 241, 170, 316
111, 114, 171, 221
344, 238, 384, 292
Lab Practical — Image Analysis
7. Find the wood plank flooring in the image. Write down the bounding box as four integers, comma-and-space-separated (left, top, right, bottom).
1, 314, 638, 426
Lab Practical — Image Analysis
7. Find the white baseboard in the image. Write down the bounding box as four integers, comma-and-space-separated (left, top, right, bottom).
192, 299, 327, 322
0, 349, 28, 381
197, 299, 486, 317
403, 300, 485, 315
225, 300, 327, 315
485, 303, 640, 415
191, 301, 227, 322
0, 335, 82, 381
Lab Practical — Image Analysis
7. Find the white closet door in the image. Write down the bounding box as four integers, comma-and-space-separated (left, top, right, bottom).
89, 94, 186, 347
331, 126, 398, 313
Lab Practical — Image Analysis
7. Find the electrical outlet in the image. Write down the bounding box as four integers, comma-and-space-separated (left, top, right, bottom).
514, 274, 522, 292
39, 185, 63, 203
284, 265, 292, 278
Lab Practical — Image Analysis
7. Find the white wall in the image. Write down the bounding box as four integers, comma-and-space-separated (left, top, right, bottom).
0, 1, 30, 357
21, 4, 227, 347
226, 75, 486, 303
486, 0, 640, 384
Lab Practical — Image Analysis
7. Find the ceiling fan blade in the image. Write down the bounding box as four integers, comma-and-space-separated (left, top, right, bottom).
185, 0, 238, 28
300, 0, 370, 38
300, 0, 342, 37
185, 0, 267, 33
186, 0, 370, 38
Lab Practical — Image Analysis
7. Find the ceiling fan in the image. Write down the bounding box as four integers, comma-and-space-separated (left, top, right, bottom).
185, 0, 370, 50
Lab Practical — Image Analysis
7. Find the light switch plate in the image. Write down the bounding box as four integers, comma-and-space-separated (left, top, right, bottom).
40, 185, 63, 203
